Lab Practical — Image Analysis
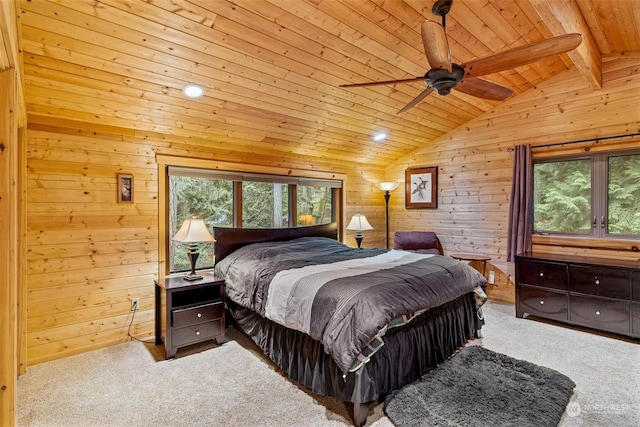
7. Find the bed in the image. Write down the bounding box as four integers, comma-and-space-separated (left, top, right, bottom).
213, 223, 486, 426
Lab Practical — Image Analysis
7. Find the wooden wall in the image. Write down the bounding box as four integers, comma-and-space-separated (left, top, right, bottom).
1, 0, 25, 424
1, 67, 18, 427
24, 122, 385, 365
385, 54, 640, 303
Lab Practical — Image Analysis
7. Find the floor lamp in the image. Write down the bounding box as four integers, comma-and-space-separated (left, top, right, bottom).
377, 182, 399, 250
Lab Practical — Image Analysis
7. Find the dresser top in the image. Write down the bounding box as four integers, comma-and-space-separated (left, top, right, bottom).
517, 252, 640, 270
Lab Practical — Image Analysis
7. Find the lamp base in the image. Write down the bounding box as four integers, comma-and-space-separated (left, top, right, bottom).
182, 274, 203, 281
183, 247, 202, 281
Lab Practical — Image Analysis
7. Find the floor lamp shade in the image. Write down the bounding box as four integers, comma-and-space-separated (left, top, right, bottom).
346, 212, 373, 249
172, 218, 215, 281
377, 182, 399, 250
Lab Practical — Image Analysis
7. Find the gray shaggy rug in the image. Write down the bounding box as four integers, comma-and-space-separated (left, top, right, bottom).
384, 345, 575, 427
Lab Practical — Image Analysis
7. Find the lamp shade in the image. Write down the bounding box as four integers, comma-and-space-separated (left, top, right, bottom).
172, 218, 215, 243
377, 182, 399, 192
346, 213, 374, 231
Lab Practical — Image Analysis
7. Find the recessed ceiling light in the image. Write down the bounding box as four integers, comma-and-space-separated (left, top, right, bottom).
373, 132, 387, 142
182, 84, 204, 98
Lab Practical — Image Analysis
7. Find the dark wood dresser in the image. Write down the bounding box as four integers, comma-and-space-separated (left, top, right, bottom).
515, 252, 640, 338
155, 273, 226, 359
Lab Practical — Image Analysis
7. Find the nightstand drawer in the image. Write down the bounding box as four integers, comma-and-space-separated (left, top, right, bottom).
517, 286, 568, 321
172, 320, 223, 347
570, 295, 630, 335
172, 302, 224, 328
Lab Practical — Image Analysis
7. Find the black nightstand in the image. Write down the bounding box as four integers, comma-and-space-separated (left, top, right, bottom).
155, 272, 226, 359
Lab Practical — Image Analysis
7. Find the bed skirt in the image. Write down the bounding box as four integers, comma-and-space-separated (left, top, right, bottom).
227, 293, 480, 404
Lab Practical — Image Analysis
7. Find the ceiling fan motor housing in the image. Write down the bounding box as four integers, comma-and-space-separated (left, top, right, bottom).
432, 0, 453, 16
427, 64, 464, 95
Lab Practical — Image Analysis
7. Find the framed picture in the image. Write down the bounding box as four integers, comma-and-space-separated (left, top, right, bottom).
117, 174, 133, 203
405, 166, 438, 209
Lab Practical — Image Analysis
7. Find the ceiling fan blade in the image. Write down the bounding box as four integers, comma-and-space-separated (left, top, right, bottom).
340, 76, 425, 88
398, 87, 434, 114
421, 20, 452, 72
455, 77, 513, 101
463, 33, 582, 78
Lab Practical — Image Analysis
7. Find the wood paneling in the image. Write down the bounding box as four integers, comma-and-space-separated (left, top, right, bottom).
385, 55, 640, 304
0, 66, 18, 427
1, 0, 24, 422
24, 127, 159, 364
20, 0, 635, 170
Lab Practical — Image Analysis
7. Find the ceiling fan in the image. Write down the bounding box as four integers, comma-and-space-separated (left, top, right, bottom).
340, 0, 582, 114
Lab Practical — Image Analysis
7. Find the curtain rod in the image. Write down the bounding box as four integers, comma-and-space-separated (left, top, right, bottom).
507, 132, 640, 152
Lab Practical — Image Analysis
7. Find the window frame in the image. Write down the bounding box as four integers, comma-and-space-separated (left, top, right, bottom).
532, 148, 640, 240
157, 155, 346, 277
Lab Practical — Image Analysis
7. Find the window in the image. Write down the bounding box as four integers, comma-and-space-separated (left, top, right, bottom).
168, 176, 233, 273
533, 151, 640, 238
167, 167, 341, 273
297, 185, 334, 226
242, 181, 289, 228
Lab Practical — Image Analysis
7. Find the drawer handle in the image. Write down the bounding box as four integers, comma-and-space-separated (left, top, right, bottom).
539, 272, 544, 277
594, 277, 600, 285
539, 300, 545, 305
595, 311, 600, 316
197, 313, 202, 318
195, 330, 201, 335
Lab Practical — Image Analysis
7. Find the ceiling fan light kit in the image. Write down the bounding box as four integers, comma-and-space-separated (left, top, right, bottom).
340, 0, 582, 114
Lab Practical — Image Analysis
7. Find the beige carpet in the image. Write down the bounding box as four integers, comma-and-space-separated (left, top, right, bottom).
18, 301, 639, 426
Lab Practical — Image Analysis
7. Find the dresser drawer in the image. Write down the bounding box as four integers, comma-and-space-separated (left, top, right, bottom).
172, 320, 223, 347
570, 295, 630, 335
632, 272, 640, 303
517, 286, 568, 321
632, 303, 640, 336
172, 302, 224, 328
569, 265, 629, 299
517, 259, 568, 291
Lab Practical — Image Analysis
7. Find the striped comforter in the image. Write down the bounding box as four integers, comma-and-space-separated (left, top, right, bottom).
215, 237, 486, 374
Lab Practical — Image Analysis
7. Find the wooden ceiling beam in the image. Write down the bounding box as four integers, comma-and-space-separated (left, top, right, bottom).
530, 0, 602, 89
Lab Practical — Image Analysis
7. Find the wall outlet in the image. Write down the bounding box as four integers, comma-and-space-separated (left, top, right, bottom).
131, 298, 140, 311
488, 271, 495, 285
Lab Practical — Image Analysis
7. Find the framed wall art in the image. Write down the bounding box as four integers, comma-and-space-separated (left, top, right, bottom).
117, 173, 134, 203
405, 166, 437, 209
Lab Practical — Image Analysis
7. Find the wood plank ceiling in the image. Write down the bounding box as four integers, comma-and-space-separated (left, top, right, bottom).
19, 0, 640, 167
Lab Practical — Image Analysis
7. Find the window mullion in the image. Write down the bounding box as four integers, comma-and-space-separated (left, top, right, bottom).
290, 184, 297, 227
592, 154, 606, 238
233, 181, 242, 228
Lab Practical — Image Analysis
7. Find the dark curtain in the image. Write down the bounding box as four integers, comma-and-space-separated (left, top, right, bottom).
507, 145, 532, 262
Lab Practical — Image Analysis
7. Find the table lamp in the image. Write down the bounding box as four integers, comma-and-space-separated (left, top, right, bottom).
346, 212, 373, 249
172, 218, 215, 281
